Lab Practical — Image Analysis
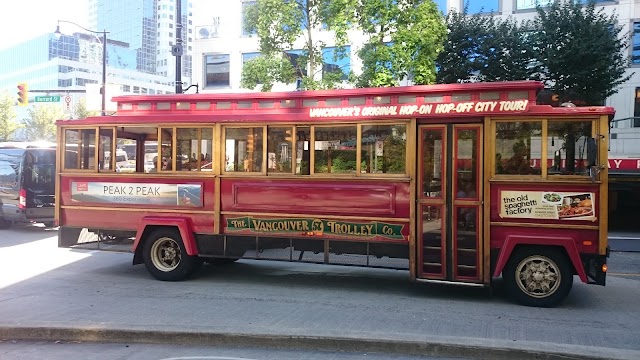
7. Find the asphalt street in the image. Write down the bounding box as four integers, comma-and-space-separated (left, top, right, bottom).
1, 224, 640, 360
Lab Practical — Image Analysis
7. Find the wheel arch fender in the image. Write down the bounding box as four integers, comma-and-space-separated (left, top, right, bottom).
132, 216, 198, 265
492, 235, 587, 283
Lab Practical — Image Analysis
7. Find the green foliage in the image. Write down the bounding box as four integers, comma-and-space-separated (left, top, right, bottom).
23, 104, 63, 141
241, 0, 356, 91
241, 54, 297, 92
73, 98, 99, 119
436, 8, 537, 84
437, 1, 631, 105
0, 91, 21, 141
354, 0, 446, 87
531, 0, 632, 105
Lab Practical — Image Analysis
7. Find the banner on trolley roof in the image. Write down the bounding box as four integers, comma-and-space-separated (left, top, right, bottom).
499, 190, 596, 221
308, 100, 529, 118
71, 181, 202, 207
225, 216, 407, 241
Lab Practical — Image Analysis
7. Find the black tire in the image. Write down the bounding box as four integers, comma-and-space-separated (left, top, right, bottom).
0, 217, 10, 229
503, 247, 573, 308
142, 228, 201, 281
43, 222, 56, 228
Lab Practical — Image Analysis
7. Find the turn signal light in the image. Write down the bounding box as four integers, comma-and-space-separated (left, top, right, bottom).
602, 264, 608, 273
582, 240, 592, 246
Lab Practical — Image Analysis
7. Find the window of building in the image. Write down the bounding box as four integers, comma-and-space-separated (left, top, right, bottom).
204, 54, 230, 87
224, 127, 263, 172
464, 0, 499, 14
314, 126, 357, 174
433, 0, 446, 13
361, 124, 407, 174
516, 0, 610, 11
169, 24, 173, 28
170, 15, 174, 20
633, 22, 640, 66
322, 46, 351, 81
241, 1, 257, 36
495, 121, 542, 175
288, 50, 308, 77
169, 32, 173, 37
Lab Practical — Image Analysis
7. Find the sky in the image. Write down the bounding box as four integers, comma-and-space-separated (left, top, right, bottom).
0, 0, 88, 50
0, 0, 214, 50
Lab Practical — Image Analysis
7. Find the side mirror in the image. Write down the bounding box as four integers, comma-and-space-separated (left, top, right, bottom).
587, 137, 598, 182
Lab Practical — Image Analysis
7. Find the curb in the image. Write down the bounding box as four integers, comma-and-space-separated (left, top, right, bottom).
1, 326, 639, 360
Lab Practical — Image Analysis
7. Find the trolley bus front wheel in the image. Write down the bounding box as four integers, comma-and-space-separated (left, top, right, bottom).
142, 228, 201, 281
503, 247, 573, 308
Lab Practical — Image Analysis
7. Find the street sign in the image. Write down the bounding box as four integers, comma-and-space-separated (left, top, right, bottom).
34, 96, 61, 103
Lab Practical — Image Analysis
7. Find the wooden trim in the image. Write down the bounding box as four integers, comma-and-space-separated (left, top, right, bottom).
598, 114, 609, 255
490, 221, 599, 230
408, 117, 417, 279
220, 211, 410, 224
310, 125, 316, 175
214, 124, 221, 175
488, 178, 598, 184
214, 176, 221, 234
261, 125, 267, 175
291, 126, 297, 175
483, 117, 492, 284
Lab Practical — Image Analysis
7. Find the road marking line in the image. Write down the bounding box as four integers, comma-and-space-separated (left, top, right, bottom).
608, 272, 640, 277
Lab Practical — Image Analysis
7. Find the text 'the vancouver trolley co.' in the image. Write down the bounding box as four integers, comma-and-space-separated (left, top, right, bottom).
55, 81, 612, 307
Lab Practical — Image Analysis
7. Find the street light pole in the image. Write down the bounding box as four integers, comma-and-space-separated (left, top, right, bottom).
54, 20, 109, 116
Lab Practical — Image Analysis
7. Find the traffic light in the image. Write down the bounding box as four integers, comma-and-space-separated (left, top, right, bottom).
17, 83, 28, 106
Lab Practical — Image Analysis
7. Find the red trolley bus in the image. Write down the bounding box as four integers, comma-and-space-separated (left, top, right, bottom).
55, 81, 612, 307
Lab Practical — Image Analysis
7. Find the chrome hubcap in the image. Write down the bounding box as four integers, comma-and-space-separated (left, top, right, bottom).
150, 237, 181, 272
516, 256, 560, 298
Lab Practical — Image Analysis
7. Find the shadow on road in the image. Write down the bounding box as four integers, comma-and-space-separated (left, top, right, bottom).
0, 223, 58, 248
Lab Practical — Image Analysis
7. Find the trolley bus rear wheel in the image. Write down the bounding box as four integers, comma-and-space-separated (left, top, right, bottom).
142, 228, 201, 281
503, 247, 573, 307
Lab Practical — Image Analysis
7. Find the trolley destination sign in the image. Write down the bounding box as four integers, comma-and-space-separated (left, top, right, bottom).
308, 99, 530, 118
226, 216, 406, 241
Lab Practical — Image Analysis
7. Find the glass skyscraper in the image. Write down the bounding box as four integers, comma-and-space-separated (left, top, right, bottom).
88, 0, 193, 84
88, 0, 157, 74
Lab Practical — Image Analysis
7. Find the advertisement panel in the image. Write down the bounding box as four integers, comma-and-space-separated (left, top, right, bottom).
71, 181, 202, 207
500, 190, 596, 221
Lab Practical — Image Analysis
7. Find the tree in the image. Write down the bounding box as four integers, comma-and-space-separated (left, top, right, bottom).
354, 0, 446, 87
436, 9, 537, 84
241, 0, 356, 91
531, 0, 632, 105
0, 91, 21, 141
23, 104, 63, 141
73, 98, 99, 119
435, 10, 488, 84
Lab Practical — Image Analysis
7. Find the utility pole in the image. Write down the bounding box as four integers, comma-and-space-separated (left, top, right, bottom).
174, 0, 183, 94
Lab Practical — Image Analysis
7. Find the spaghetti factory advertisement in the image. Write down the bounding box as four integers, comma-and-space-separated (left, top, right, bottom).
500, 191, 596, 221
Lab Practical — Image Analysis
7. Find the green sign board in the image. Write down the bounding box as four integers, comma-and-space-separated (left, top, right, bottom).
226, 216, 405, 241
34, 96, 61, 103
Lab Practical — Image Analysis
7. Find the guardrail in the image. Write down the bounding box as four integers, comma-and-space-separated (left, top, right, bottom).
610, 117, 640, 129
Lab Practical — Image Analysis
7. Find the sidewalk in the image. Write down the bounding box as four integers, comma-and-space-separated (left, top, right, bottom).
1, 325, 639, 360
609, 231, 640, 252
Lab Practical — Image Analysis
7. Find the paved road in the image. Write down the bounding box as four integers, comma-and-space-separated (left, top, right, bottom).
1, 224, 640, 360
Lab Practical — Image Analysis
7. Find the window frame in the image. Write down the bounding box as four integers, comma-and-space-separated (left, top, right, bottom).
490, 117, 598, 180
